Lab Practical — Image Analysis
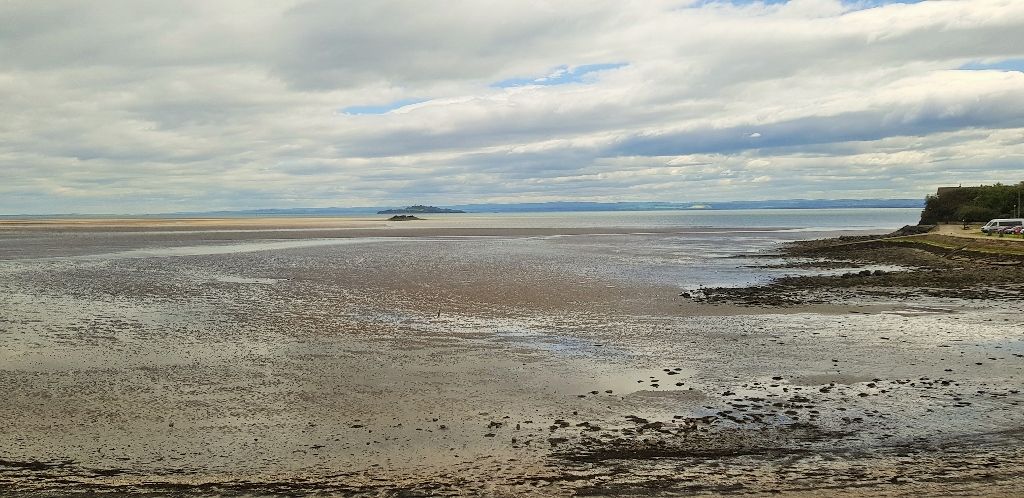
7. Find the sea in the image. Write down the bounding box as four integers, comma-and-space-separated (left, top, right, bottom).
368, 207, 922, 231
0, 208, 922, 291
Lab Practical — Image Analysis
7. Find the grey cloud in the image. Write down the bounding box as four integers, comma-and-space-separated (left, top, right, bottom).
0, 1, 263, 70
271, 0, 623, 90
613, 97, 1024, 157
2, 0, 1024, 214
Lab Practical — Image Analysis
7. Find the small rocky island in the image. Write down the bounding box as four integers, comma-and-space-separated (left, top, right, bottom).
386, 215, 423, 221
377, 205, 465, 215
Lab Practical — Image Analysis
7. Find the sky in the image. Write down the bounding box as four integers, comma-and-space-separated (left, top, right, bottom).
1, 0, 1023, 214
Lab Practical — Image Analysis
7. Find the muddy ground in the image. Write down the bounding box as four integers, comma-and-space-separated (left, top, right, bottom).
0, 221, 1022, 497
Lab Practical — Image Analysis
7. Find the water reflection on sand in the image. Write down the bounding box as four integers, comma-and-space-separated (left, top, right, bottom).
1, 211, 1022, 496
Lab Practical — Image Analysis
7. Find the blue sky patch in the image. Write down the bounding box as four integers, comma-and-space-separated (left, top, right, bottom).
492, 63, 628, 88
960, 59, 1024, 73
341, 98, 428, 115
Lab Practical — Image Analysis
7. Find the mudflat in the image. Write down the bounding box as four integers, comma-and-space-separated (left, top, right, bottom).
1, 219, 1022, 496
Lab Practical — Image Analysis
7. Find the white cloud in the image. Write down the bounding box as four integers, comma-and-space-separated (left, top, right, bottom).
1, 0, 1023, 213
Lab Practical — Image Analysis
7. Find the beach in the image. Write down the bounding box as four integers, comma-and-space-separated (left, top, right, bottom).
1, 211, 1022, 496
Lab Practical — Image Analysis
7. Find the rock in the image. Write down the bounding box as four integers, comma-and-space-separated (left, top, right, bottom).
378, 205, 466, 215
889, 224, 935, 236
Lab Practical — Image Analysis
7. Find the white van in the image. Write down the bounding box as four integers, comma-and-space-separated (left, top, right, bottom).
981, 218, 1024, 233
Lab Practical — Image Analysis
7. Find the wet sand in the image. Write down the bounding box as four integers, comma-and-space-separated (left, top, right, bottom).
1, 219, 1022, 496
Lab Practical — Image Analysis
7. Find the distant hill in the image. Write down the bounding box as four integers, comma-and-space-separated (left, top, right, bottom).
164, 206, 381, 217
377, 205, 466, 214
446, 199, 924, 213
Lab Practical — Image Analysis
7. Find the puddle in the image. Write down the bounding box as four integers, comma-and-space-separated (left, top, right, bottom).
59, 238, 397, 260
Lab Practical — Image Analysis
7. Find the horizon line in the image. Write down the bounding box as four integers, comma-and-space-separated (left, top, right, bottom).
0, 198, 925, 218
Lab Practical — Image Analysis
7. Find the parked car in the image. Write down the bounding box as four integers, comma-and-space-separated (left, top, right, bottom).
996, 225, 1023, 236
981, 218, 1024, 234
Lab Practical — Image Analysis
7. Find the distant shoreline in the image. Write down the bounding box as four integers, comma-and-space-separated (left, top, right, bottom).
0, 199, 924, 218
0, 205, 923, 219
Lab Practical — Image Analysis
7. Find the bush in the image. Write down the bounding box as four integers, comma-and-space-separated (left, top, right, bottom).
920, 182, 1024, 224
955, 205, 999, 223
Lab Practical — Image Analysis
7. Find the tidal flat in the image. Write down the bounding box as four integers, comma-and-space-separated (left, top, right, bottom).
1, 215, 1022, 496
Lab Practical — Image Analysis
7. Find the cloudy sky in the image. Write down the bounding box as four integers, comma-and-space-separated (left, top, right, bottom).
2, 0, 1023, 214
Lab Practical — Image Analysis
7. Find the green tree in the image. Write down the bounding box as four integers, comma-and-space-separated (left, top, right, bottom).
920, 182, 1024, 224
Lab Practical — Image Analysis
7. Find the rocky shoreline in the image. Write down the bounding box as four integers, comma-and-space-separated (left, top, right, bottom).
703, 227, 1024, 306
